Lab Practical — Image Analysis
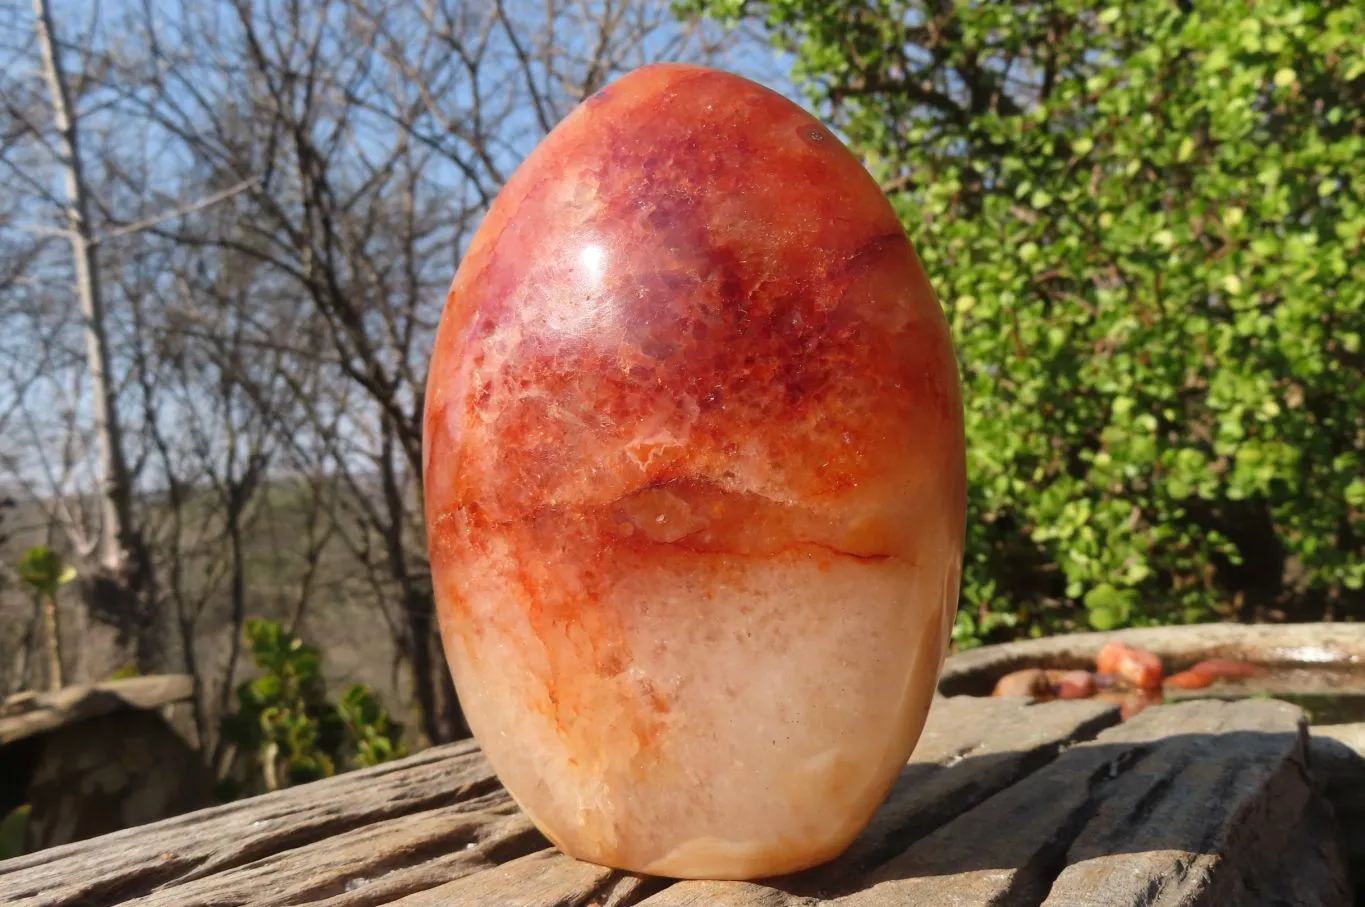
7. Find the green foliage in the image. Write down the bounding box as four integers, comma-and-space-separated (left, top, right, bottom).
16, 546, 76, 598
337, 684, 407, 767
218, 619, 407, 798
686, 0, 1365, 643
0, 805, 29, 861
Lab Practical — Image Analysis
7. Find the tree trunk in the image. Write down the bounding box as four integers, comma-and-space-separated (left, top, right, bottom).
212, 487, 249, 773
32, 0, 159, 670
377, 416, 464, 744
403, 586, 442, 744
42, 593, 62, 690
434, 651, 468, 741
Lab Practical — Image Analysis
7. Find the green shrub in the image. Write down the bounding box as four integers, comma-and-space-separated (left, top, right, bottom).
685, 0, 1365, 643
218, 619, 407, 798
16, 546, 76, 597
0, 805, 29, 861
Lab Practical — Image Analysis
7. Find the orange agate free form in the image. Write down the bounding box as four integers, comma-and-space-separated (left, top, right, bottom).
423, 64, 966, 880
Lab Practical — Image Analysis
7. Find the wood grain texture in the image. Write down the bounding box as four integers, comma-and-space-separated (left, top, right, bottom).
0, 676, 194, 745
386, 849, 664, 907
836, 699, 1347, 907
0, 740, 499, 906
115, 797, 540, 907
0, 697, 1354, 907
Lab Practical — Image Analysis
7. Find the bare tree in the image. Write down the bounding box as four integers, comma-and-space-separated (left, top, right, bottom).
115, 0, 735, 744
1, 0, 756, 756
30, 0, 160, 669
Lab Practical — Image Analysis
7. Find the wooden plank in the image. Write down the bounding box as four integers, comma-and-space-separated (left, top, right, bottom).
386, 850, 664, 907
0, 696, 1121, 907
1038, 703, 1336, 907
639, 881, 817, 907
0, 740, 499, 907
640, 696, 1121, 907
0, 677, 195, 745
831, 698, 1348, 907
4, 696, 1350, 907
117, 796, 539, 907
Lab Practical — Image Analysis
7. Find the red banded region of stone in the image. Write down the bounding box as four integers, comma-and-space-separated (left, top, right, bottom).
421, 64, 965, 846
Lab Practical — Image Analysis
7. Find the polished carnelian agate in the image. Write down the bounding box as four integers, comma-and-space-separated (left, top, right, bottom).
423, 63, 966, 880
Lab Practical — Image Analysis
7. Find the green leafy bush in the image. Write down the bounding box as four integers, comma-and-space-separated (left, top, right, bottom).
18, 545, 76, 689
685, 0, 1365, 643
0, 805, 29, 861
16, 546, 76, 597
218, 619, 407, 798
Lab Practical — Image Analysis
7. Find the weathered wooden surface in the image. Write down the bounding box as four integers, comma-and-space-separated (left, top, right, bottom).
1, 676, 208, 852
938, 623, 1365, 697
0, 695, 1355, 907
0, 676, 195, 746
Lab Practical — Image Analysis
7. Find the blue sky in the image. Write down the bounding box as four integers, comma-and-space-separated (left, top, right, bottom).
1, 0, 806, 501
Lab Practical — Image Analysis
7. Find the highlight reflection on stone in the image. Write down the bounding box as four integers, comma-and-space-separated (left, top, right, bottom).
422, 63, 966, 880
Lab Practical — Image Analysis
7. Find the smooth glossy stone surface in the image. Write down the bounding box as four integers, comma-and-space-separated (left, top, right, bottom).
423, 63, 965, 880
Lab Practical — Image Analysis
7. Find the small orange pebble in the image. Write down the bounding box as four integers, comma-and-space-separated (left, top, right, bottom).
1188, 658, 1258, 680
1095, 641, 1130, 676
1096, 642, 1164, 690
1048, 669, 1096, 700
992, 668, 1053, 699
1166, 657, 1258, 691
1166, 669, 1216, 690
1093, 672, 1122, 691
